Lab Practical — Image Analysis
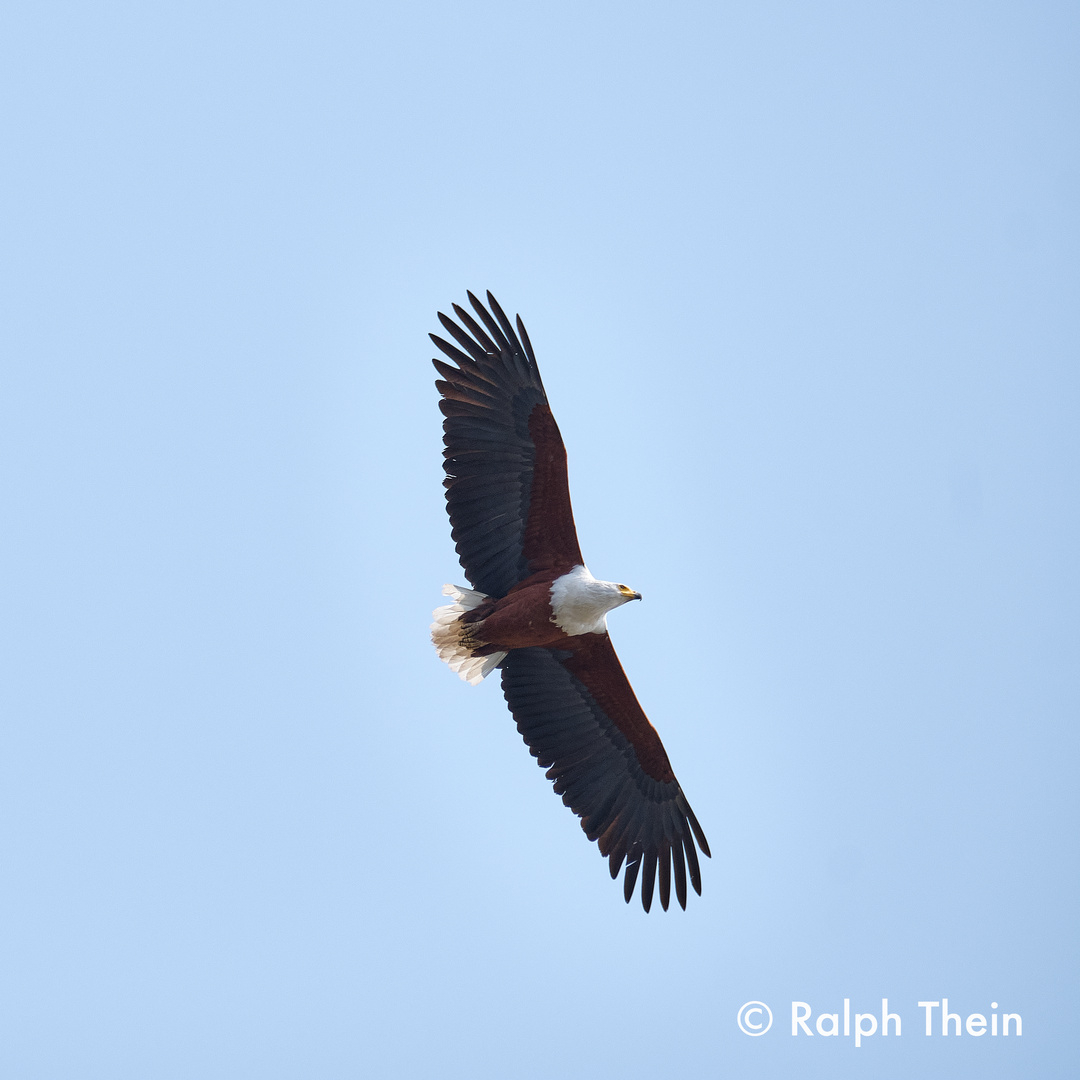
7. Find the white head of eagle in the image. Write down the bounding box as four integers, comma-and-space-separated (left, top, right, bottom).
549, 564, 642, 636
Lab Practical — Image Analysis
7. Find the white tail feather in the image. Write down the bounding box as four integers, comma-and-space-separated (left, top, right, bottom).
431, 584, 507, 685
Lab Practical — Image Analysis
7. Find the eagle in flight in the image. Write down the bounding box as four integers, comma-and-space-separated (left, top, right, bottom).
430, 292, 709, 911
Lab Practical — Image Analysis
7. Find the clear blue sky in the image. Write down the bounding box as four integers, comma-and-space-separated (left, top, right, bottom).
2, 1, 1076, 1076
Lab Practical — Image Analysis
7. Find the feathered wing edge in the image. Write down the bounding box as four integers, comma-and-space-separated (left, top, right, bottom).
500, 643, 710, 911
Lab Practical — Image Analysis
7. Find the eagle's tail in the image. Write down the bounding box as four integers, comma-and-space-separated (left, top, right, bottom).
431, 584, 507, 685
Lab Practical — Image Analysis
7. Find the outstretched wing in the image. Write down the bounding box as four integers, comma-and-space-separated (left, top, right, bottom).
500, 636, 711, 911
432, 291, 584, 599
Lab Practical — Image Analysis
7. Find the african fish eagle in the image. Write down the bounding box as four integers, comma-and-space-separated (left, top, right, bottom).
430, 291, 710, 912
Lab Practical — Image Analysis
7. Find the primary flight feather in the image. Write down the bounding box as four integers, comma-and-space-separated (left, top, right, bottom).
430, 291, 709, 911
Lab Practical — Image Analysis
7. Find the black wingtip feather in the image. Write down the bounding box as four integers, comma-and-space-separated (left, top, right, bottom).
686, 805, 711, 859
640, 851, 658, 913
623, 854, 641, 904
672, 840, 688, 910
658, 845, 671, 912
485, 292, 522, 355
516, 315, 536, 365
684, 833, 702, 896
